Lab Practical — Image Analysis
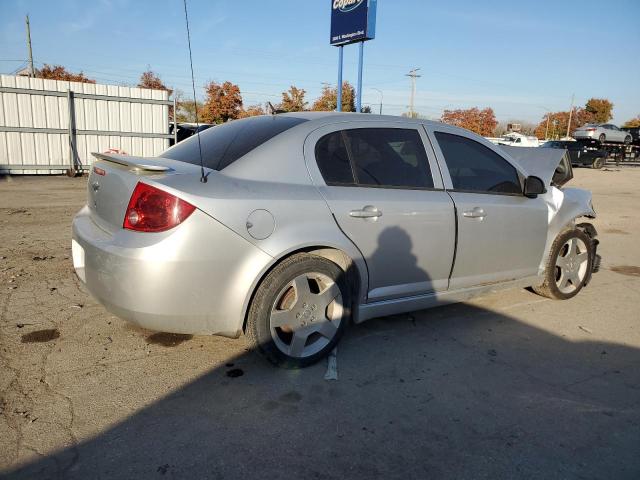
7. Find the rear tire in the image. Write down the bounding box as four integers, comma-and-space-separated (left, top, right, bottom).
598, 133, 606, 143
591, 157, 605, 169
533, 228, 593, 300
246, 253, 350, 368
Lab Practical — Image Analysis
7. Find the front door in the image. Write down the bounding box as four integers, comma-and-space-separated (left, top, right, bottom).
426, 125, 548, 290
306, 123, 456, 301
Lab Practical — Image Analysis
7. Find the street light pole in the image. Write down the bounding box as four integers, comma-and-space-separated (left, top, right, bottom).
371, 88, 383, 115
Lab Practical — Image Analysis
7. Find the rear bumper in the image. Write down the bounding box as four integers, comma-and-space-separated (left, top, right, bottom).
72, 206, 272, 336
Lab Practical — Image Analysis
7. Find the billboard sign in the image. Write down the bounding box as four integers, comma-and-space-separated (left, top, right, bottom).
330, 0, 377, 46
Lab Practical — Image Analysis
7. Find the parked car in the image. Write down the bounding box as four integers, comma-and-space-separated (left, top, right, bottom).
72, 113, 600, 368
541, 140, 608, 169
169, 122, 214, 146
621, 126, 640, 146
573, 123, 632, 144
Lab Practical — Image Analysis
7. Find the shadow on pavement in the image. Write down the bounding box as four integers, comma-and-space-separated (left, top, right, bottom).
5, 300, 640, 479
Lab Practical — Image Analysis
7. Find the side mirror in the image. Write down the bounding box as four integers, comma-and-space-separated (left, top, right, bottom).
524, 176, 546, 198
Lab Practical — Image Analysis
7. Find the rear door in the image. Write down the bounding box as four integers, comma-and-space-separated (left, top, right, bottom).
305, 122, 455, 302
425, 124, 548, 290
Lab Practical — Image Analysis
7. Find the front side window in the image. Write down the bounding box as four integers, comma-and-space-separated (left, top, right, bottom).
434, 132, 522, 194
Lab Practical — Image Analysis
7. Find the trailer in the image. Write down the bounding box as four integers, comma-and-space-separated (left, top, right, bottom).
575, 139, 639, 167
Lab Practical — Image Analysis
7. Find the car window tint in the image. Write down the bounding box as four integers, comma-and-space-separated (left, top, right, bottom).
434, 132, 522, 194
343, 128, 434, 188
315, 131, 355, 185
160, 116, 308, 170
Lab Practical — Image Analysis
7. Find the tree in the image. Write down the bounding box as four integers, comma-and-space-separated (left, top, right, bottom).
175, 97, 206, 123
138, 70, 173, 96
36, 64, 95, 83
238, 104, 265, 118
440, 107, 497, 136
622, 115, 640, 128
311, 82, 355, 112
279, 86, 307, 112
139, 70, 175, 118
585, 98, 613, 123
202, 81, 243, 124
534, 108, 593, 139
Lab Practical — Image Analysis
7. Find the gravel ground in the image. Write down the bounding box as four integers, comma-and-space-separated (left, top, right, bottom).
1, 167, 639, 479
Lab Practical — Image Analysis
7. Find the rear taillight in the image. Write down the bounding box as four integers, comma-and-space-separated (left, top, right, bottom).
123, 182, 195, 232
585, 128, 596, 132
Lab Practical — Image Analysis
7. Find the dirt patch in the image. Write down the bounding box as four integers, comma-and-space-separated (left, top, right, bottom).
610, 266, 640, 277
604, 228, 629, 235
21, 329, 61, 343
145, 332, 193, 347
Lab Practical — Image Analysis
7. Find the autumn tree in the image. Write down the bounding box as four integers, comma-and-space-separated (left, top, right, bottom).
585, 98, 613, 123
36, 64, 95, 83
138, 70, 173, 95
202, 81, 243, 124
534, 108, 593, 139
238, 104, 265, 118
311, 82, 355, 112
440, 107, 497, 136
138, 69, 175, 118
175, 96, 206, 123
279, 86, 307, 112
622, 115, 640, 128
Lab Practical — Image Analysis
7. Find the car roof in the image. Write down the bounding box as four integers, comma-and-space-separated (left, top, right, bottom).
276, 111, 441, 128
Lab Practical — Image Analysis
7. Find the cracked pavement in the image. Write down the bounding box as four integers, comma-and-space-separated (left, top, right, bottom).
1, 168, 639, 479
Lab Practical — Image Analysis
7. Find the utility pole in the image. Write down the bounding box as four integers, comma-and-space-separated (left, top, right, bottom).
405, 68, 421, 118
566, 93, 575, 139
545, 115, 550, 140
25, 15, 35, 78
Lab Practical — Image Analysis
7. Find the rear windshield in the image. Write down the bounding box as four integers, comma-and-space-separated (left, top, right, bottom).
160, 115, 308, 170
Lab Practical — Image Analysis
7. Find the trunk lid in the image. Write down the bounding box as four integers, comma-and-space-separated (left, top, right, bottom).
87, 153, 204, 232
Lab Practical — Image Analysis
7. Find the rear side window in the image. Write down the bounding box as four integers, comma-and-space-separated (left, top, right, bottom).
345, 129, 434, 188
434, 132, 522, 194
315, 128, 434, 189
315, 131, 355, 185
161, 116, 308, 170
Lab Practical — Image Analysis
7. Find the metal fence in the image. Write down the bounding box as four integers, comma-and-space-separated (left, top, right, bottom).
0, 74, 173, 174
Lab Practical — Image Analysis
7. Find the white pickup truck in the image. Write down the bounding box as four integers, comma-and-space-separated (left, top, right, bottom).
487, 132, 540, 147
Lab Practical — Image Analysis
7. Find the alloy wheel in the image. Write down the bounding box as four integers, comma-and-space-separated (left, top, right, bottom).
555, 237, 589, 294
269, 272, 343, 359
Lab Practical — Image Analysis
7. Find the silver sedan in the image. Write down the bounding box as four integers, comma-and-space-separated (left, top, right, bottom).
574, 123, 632, 144
72, 113, 600, 367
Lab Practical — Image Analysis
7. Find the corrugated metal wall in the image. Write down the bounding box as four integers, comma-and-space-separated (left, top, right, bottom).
0, 74, 170, 174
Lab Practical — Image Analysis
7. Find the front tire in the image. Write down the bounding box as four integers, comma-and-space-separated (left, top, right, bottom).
598, 133, 606, 143
246, 253, 350, 368
533, 228, 593, 300
591, 157, 605, 169
624, 135, 632, 145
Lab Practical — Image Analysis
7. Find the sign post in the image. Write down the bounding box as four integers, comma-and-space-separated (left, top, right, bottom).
330, 0, 377, 113
337, 45, 343, 112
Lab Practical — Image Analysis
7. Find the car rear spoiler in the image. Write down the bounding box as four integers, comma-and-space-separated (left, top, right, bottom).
91, 152, 174, 172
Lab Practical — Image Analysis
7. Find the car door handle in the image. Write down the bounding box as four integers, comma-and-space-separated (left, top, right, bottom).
463, 207, 486, 219
350, 205, 382, 219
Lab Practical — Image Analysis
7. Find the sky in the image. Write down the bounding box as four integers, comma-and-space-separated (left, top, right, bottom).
1, 0, 639, 125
